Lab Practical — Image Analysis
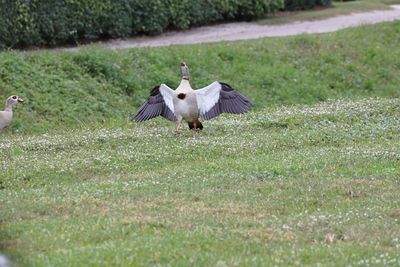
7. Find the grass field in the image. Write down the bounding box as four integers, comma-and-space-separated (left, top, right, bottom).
1, 21, 400, 134
259, 0, 400, 25
1, 97, 400, 266
1, 21, 400, 266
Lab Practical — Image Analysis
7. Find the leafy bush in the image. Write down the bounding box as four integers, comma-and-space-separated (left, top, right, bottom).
0, 0, 283, 49
284, 0, 332, 11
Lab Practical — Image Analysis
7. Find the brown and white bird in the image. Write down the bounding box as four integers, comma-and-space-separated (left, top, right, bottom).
133, 62, 252, 131
0, 95, 24, 130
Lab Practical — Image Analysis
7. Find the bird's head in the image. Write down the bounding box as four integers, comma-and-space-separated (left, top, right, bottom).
7, 95, 24, 106
180, 62, 190, 80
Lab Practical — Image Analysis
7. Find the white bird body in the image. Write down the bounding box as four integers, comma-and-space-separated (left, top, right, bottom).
0, 95, 24, 130
0, 109, 13, 129
134, 62, 252, 131
173, 79, 199, 123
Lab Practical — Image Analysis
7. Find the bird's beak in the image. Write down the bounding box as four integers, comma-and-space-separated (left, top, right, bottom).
18, 98, 24, 103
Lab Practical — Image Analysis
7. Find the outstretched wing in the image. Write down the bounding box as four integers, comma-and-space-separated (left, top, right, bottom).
195, 82, 253, 121
133, 84, 176, 122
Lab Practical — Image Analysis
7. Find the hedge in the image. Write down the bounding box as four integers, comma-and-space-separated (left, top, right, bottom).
0, 0, 284, 49
284, 0, 332, 11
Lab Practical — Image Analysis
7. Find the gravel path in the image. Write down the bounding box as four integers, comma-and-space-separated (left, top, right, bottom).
63, 5, 400, 51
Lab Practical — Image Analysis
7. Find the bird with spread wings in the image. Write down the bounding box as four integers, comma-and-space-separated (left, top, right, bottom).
133, 62, 252, 132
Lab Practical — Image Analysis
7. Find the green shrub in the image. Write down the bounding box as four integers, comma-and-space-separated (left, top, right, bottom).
0, 0, 41, 48
284, 0, 331, 11
0, 0, 283, 49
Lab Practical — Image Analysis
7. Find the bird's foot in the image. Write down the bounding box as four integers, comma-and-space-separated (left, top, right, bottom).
175, 122, 183, 133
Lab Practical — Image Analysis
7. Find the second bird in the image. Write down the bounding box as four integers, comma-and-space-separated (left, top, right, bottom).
0, 95, 24, 130
133, 62, 253, 131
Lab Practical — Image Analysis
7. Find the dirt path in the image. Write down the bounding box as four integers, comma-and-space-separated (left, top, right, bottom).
62, 5, 400, 51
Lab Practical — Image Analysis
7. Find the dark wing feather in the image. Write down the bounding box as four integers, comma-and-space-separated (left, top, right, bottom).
132, 86, 176, 122
202, 82, 253, 121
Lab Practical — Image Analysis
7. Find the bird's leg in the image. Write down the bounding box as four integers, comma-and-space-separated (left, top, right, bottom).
176, 120, 183, 132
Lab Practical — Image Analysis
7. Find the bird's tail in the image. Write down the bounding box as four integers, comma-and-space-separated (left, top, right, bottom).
188, 119, 203, 130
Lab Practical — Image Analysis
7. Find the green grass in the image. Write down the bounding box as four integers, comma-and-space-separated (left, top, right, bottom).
0, 21, 400, 134
259, 0, 400, 25
1, 97, 400, 266
1, 21, 400, 266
